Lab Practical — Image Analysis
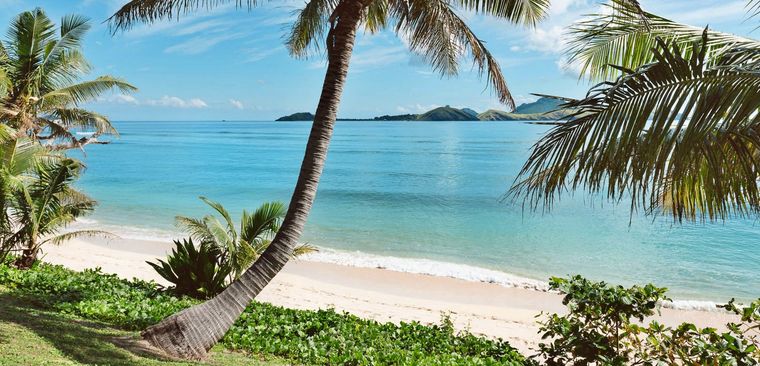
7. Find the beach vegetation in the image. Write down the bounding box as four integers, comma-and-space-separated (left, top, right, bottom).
0, 260, 531, 365
0, 8, 135, 151
109, 0, 550, 357
176, 197, 316, 281
511, 0, 760, 222
0, 138, 107, 267
537, 276, 760, 365
147, 238, 232, 299
0, 9, 134, 267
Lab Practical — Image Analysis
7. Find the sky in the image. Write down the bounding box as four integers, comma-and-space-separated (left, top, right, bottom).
0, 0, 756, 121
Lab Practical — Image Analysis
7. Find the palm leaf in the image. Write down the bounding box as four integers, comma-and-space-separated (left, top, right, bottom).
567, 0, 760, 81
108, 0, 261, 32
511, 33, 760, 222
43, 229, 115, 246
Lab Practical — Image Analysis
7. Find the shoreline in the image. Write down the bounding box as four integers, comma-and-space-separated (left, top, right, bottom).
41, 236, 739, 355
67, 219, 744, 308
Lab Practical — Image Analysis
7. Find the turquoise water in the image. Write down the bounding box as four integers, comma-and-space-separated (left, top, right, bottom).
73, 121, 760, 303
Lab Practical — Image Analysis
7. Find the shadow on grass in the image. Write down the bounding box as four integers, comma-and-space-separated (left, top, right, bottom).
0, 292, 180, 365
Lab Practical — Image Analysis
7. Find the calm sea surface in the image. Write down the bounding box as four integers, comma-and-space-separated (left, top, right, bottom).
72, 121, 760, 303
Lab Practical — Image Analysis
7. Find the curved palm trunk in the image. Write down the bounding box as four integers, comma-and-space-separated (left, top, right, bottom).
141, 1, 369, 359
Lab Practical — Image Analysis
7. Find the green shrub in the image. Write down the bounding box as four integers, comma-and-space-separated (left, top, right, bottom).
223, 304, 529, 365
538, 275, 760, 365
147, 238, 231, 299
0, 261, 196, 330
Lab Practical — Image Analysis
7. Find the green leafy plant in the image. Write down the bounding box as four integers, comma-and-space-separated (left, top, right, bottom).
537, 276, 760, 365
0, 261, 195, 329
0, 261, 530, 365
176, 197, 316, 281
0, 8, 136, 150
9, 158, 109, 268
147, 238, 231, 300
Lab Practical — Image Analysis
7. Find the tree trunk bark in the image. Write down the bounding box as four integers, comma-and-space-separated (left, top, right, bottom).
140, 0, 369, 360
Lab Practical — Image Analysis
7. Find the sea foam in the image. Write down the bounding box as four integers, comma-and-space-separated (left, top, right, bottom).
68, 219, 729, 311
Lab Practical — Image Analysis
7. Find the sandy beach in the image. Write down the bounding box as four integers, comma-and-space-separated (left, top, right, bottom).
42, 237, 738, 355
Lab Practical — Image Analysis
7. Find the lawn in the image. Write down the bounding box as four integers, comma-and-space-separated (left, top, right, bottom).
0, 289, 286, 366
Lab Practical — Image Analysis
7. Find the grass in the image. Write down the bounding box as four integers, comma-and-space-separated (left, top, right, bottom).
0, 288, 286, 366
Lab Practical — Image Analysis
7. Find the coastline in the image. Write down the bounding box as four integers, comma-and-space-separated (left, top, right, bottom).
42, 236, 739, 355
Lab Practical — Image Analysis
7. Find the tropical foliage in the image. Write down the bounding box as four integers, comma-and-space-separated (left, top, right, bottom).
537, 276, 760, 365
109, 0, 550, 358
511, 0, 760, 222
147, 238, 232, 299
8, 157, 107, 268
0, 9, 129, 268
176, 197, 317, 281
0, 8, 135, 150
0, 261, 530, 365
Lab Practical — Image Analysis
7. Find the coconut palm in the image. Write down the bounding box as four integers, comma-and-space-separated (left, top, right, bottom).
0, 9, 136, 150
0, 132, 45, 262
8, 157, 109, 268
110, 0, 550, 358
511, 0, 760, 222
176, 197, 316, 281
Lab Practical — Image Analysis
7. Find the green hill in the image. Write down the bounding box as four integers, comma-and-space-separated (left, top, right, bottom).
417, 106, 479, 121
276, 112, 315, 121
513, 97, 564, 114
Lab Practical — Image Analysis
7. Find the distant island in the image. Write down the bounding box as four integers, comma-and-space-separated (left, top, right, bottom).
276, 97, 572, 122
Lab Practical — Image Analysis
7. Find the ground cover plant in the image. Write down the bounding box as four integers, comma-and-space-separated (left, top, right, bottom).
0, 260, 530, 365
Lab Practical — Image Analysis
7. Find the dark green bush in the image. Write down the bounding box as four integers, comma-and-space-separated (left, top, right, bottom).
147, 238, 231, 299
538, 275, 760, 365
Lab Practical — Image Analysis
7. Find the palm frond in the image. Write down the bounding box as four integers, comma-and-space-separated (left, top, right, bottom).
286, 0, 337, 58
240, 201, 285, 244
455, 0, 549, 26
108, 0, 261, 32
199, 196, 237, 243
43, 229, 114, 246
511, 33, 760, 222
567, 0, 760, 81
175, 215, 215, 242
392, 0, 516, 107
42, 76, 137, 105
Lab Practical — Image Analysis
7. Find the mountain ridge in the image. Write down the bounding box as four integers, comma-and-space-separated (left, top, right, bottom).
276, 97, 571, 122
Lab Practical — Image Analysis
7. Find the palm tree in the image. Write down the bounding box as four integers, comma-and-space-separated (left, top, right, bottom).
0, 132, 43, 262
510, 0, 760, 222
0, 9, 136, 150
110, 0, 550, 359
9, 157, 109, 268
176, 197, 316, 281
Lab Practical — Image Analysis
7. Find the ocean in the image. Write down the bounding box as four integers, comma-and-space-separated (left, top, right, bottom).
71, 121, 760, 305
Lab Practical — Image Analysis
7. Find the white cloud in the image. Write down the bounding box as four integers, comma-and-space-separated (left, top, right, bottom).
229, 99, 244, 109
556, 56, 586, 78
146, 96, 208, 108
351, 46, 408, 69
243, 47, 282, 63
97, 93, 139, 105
396, 104, 441, 114
527, 26, 566, 54
165, 33, 246, 55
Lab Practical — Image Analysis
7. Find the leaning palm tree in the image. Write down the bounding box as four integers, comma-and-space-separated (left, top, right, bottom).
511, 0, 760, 222
0, 9, 136, 150
176, 197, 316, 281
8, 158, 108, 268
110, 0, 550, 359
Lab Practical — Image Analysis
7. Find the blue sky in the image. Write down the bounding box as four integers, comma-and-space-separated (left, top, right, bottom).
0, 0, 755, 120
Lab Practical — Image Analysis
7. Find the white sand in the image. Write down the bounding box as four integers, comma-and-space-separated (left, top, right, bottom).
41, 237, 738, 355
